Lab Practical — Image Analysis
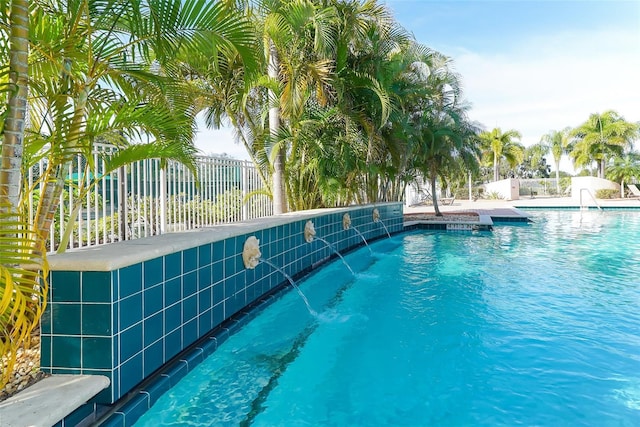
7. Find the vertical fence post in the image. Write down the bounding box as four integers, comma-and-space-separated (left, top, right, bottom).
118, 166, 128, 241
160, 166, 167, 234
242, 161, 249, 221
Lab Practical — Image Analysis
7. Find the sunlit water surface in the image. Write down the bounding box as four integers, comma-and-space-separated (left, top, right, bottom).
135, 210, 640, 426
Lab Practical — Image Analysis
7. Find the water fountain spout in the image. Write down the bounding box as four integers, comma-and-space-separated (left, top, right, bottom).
305, 220, 355, 275
243, 236, 317, 316
342, 213, 351, 230
242, 236, 262, 269
372, 208, 391, 238
260, 258, 317, 316
304, 219, 316, 243
343, 213, 372, 254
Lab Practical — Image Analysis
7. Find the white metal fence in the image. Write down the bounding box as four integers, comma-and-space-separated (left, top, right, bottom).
518, 178, 566, 197
27, 144, 272, 253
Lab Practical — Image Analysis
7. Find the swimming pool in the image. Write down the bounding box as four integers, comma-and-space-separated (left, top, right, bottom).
133, 210, 640, 426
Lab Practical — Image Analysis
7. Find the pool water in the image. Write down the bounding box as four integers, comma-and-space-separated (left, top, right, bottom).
134, 211, 640, 426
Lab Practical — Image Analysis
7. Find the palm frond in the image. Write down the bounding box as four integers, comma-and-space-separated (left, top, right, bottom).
0, 203, 48, 389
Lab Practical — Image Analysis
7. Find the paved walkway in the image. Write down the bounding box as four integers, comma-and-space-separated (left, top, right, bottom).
404, 196, 640, 216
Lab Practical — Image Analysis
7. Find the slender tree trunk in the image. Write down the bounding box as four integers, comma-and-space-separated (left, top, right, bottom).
34, 164, 66, 247
599, 158, 606, 179
35, 89, 89, 247
268, 41, 287, 214
555, 160, 561, 194
430, 165, 442, 217
493, 151, 499, 182
0, 0, 30, 211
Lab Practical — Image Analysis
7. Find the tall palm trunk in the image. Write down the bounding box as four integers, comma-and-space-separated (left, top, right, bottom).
0, 0, 29, 211
268, 42, 287, 214
0, 0, 51, 391
430, 164, 442, 217
493, 150, 499, 182
33, 165, 66, 247
554, 159, 561, 194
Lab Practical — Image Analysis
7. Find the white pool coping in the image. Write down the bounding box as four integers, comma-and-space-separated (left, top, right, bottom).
0, 374, 110, 427
47, 204, 397, 271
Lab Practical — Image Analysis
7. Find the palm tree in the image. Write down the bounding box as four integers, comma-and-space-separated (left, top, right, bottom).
518, 142, 550, 179
412, 106, 480, 216
0, 0, 29, 210
607, 152, 640, 198
254, 0, 336, 214
394, 40, 480, 215
326, 1, 410, 203
570, 110, 639, 178
540, 127, 571, 193
199, 0, 401, 210
0, 0, 48, 389
479, 128, 524, 182
25, 0, 256, 247
0, 0, 256, 387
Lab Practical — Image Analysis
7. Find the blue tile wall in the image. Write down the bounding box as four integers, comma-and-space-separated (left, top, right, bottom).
44, 204, 403, 414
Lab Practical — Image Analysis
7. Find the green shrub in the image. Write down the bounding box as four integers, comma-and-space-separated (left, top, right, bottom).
595, 189, 618, 199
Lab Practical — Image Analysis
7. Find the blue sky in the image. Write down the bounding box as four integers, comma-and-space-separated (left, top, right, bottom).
387, 0, 639, 55
196, 0, 640, 171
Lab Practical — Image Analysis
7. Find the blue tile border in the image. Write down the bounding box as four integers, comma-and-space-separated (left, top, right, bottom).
46, 204, 403, 424
91, 271, 304, 426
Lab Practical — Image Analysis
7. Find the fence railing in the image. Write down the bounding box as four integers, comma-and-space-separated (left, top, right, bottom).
27, 144, 272, 253
518, 178, 567, 197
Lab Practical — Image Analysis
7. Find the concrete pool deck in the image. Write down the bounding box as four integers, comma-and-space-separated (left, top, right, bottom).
404, 196, 640, 216
404, 196, 640, 229
0, 375, 110, 427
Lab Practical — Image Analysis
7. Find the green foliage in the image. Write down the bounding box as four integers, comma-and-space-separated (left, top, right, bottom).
479, 128, 524, 182
606, 152, 640, 185
1, 0, 255, 390
569, 111, 639, 178
517, 142, 551, 179
560, 176, 572, 190
539, 128, 572, 194
166, 190, 245, 225
486, 191, 503, 200
595, 189, 619, 199
0, 204, 48, 389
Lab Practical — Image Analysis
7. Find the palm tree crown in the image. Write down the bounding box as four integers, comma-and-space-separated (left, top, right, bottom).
570, 110, 639, 178
479, 128, 524, 182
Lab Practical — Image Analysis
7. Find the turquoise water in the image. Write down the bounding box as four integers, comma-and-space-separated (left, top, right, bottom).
134, 211, 640, 426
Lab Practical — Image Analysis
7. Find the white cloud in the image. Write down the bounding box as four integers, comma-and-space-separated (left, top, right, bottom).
453, 28, 640, 149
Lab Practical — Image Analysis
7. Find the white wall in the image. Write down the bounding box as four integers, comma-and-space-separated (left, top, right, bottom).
484, 179, 520, 200
570, 176, 620, 203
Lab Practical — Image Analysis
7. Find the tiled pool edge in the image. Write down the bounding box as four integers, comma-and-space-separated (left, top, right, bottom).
43, 203, 402, 427
95, 231, 395, 427
94, 271, 317, 426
